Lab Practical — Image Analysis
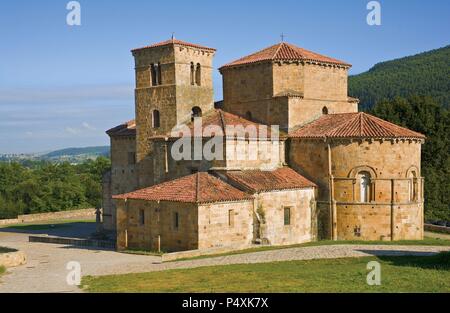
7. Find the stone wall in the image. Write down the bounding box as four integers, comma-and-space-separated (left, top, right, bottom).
303, 63, 348, 100
149, 137, 286, 187
116, 198, 254, 252
289, 139, 330, 201
336, 203, 423, 240
0, 208, 95, 226
256, 188, 315, 245
287, 97, 357, 128
289, 138, 424, 240
116, 199, 199, 252
221, 61, 356, 130
105, 135, 138, 230
424, 224, 450, 234
197, 201, 254, 249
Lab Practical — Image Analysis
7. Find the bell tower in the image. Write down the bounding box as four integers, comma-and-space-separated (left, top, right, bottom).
131, 38, 216, 187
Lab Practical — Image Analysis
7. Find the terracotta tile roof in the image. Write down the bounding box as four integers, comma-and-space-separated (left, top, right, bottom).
224, 167, 316, 192
289, 112, 426, 140
113, 172, 252, 204
165, 109, 284, 139
106, 119, 136, 137
219, 42, 351, 70
132, 39, 216, 52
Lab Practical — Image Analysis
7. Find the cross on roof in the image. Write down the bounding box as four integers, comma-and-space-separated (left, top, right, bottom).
280, 33, 286, 42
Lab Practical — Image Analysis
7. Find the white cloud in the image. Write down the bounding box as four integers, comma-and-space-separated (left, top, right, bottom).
82, 122, 96, 131
65, 127, 80, 135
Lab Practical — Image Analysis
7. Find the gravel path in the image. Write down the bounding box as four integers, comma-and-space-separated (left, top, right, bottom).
1, 230, 449, 293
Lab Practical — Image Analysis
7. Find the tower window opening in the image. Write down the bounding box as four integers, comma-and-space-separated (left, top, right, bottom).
195, 63, 201, 86
150, 64, 157, 86
152, 110, 160, 128
322, 106, 328, 115
191, 106, 202, 121
157, 62, 162, 85
190, 62, 195, 85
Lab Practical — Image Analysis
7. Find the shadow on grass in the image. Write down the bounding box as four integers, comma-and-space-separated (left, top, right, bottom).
361, 250, 450, 270
0, 221, 96, 239
0, 246, 18, 253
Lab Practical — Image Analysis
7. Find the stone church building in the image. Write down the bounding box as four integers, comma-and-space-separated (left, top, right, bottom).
103, 38, 425, 252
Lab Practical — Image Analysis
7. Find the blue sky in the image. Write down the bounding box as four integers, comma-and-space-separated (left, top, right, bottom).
0, 0, 449, 153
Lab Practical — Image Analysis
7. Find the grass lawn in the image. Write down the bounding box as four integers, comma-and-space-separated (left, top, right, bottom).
121, 248, 164, 256
82, 252, 450, 293
0, 266, 5, 276
1, 219, 95, 231
166, 237, 450, 262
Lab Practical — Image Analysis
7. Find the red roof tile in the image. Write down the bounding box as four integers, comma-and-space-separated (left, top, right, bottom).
132, 39, 216, 52
165, 109, 284, 139
289, 112, 426, 139
224, 167, 316, 192
113, 172, 252, 204
220, 42, 351, 70
106, 119, 136, 137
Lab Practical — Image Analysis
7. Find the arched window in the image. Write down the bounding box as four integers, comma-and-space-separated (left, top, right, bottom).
190, 62, 195, 85
152, 110, 160, 128
195, 63, 201, 86
245, 111, 252, 120
157, 62, 162, 85
358, 171, 371, 203
322, 106, 328, 115
150, 64, 157, 86
191, 106, 202, 121
408, 170, 418, 202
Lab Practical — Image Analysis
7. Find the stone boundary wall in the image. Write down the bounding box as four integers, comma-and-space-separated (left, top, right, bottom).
0, 250, 27, 268
425, 223, 450, 234
29, 235, 115, 250
0, 208, 96, 226
161, 244, 253, 262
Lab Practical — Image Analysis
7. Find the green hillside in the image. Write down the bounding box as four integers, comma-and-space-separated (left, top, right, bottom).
43, 146, 109, 159
349, 45, 450, 109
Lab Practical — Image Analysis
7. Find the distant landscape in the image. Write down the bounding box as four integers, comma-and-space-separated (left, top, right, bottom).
0, 146, 110, 164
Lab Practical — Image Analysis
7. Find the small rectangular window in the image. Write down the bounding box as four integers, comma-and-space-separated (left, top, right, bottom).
174, 212, 179, 230
284, 207, 291, 226
139, 209, 145, 225
228, 209, 234, 227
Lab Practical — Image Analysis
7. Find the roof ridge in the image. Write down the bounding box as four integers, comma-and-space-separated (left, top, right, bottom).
132, 38, 216, 52
218, 109, 226, 134
273, 42, 285, 59
290, 111, 425, 139
220, 41, 351, 70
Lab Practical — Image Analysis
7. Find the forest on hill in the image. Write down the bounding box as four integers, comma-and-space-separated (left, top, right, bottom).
349, 45, 450, 110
